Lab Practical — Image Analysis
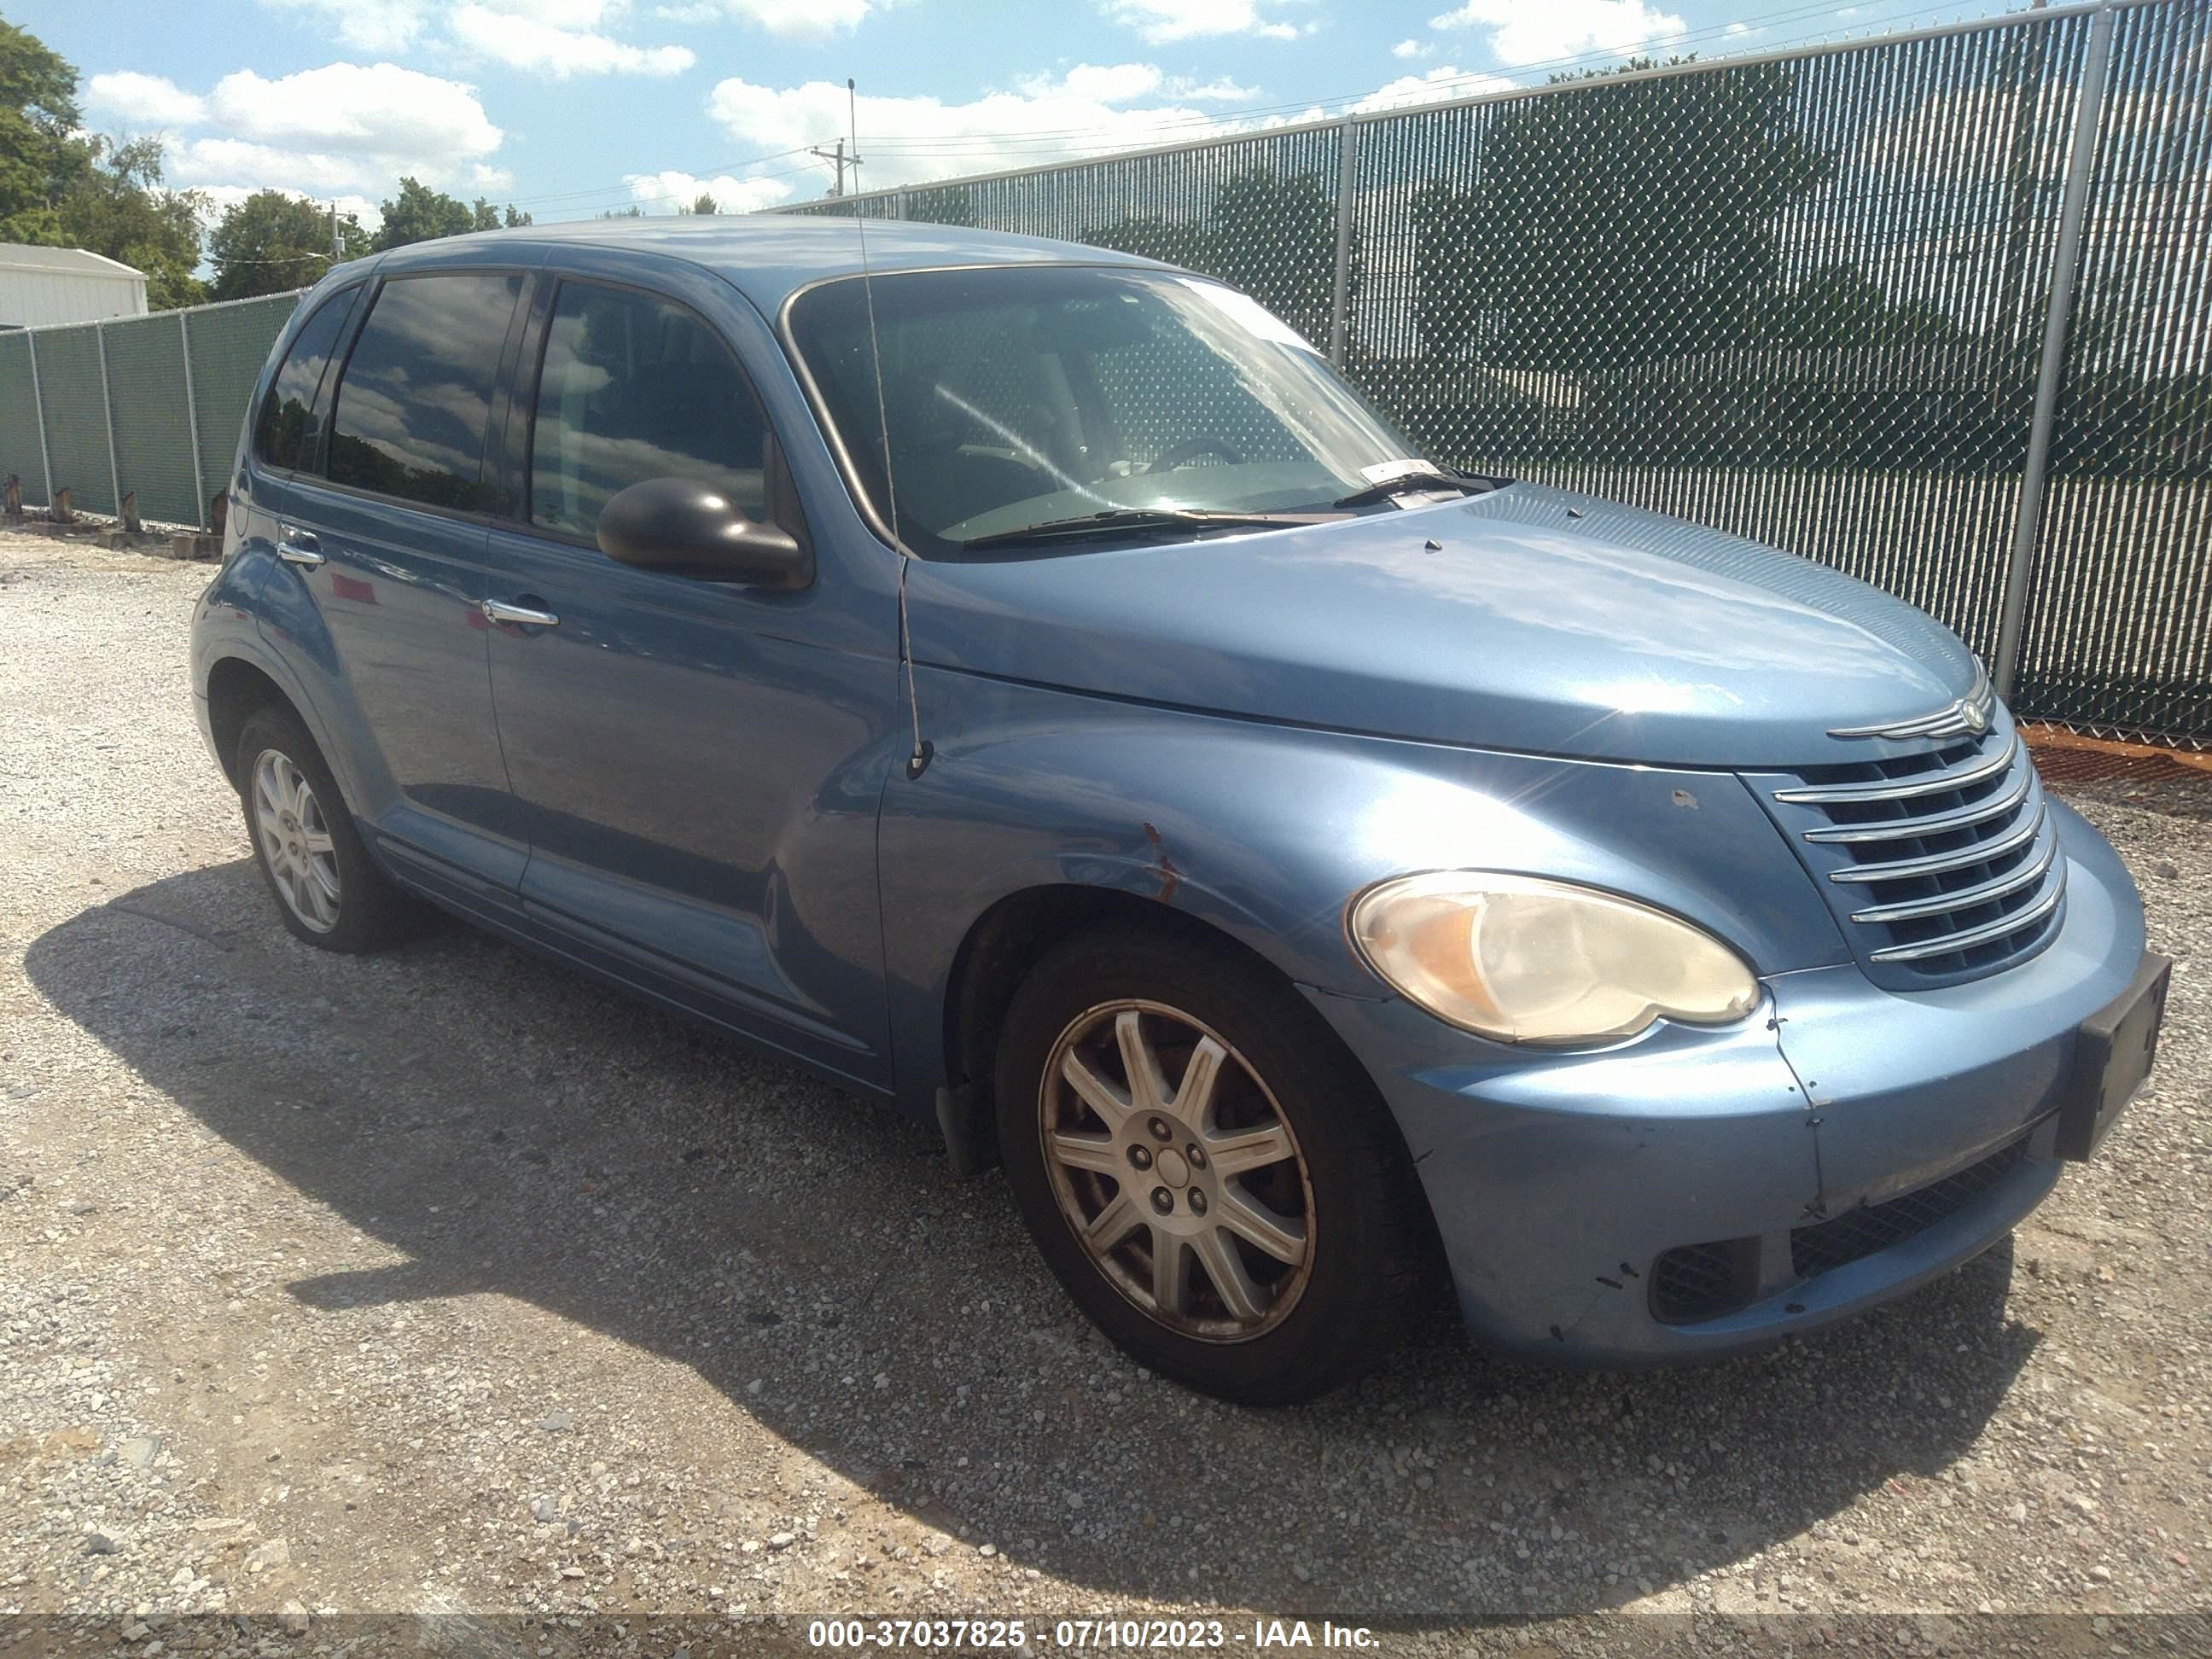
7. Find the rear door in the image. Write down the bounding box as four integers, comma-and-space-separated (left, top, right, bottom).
276, 268, 532, 922
480, 271, 898, 1091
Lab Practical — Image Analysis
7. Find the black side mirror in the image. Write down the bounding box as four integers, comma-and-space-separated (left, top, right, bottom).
597, 477, 813, 590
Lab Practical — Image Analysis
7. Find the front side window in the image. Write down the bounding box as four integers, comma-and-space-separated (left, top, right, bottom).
253, 286, 360, 472
784, 265, 1431, 556
528, 281, 771, 542
327, 272, 522, 511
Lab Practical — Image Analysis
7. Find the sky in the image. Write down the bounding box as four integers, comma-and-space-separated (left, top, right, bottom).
15, 0, 2028, 233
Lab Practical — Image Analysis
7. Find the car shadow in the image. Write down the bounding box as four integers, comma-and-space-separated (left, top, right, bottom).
26, 861, 2041, 1618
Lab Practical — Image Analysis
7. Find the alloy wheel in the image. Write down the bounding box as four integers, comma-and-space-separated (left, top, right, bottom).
1039, 999, 1315, 1342
252, 748, 341, 934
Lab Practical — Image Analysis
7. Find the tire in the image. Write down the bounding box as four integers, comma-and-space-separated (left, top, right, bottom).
235, 703, 425, 952
994, 923, 1435, 1406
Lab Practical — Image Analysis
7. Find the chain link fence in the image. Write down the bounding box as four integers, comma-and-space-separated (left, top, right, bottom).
0, 2, 2201, 746
0, 290, 304, 529
783, 0, 2209, 750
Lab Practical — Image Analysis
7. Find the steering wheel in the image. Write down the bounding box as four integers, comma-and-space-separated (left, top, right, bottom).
1147, 436, 1245, 474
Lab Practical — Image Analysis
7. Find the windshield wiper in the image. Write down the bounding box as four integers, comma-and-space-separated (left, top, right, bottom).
958, 506, 1337, 551
1330, 469, 1493, 509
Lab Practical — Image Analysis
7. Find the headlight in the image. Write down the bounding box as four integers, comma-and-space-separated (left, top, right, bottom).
1348, 872, 1760, 1046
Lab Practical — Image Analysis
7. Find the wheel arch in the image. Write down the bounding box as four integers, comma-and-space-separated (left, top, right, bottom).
935, 882, 1389, 1179
206, 656, 299, 789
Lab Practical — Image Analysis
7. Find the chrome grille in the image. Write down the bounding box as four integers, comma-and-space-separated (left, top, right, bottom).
1749, 714, 2068, 989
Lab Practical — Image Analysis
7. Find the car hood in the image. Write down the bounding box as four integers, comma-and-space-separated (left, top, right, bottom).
903, 482, 1981, 769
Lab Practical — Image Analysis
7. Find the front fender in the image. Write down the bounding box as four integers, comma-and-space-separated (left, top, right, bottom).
878, 667, 1848, 1108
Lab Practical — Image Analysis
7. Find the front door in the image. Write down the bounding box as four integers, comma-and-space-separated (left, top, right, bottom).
482, 275, 896, 1090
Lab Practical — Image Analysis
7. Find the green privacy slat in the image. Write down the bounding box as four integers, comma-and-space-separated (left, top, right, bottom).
33, 323, 115, 515
186, 292, 303, 516
102, 312, 201, 527
0, 332, 41, 506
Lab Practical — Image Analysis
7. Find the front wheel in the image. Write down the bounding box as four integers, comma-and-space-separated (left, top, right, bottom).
995, 925, 1434, 1405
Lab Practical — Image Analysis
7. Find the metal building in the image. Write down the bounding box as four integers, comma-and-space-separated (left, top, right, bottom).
0, 244, 149, 330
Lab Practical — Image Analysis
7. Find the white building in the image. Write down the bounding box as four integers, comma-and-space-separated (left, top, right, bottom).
0, 244, 149, 329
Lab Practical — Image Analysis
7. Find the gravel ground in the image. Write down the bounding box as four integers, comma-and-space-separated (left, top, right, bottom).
3, 533, 2208, 1654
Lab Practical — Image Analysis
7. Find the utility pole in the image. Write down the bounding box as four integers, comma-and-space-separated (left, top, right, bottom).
808, 137, 860, 197
330, 200, 341, 260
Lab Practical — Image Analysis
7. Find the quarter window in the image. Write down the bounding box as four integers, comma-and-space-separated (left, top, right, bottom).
327, 272, 522, 512
527, 281, 770, 542
253, 286, 360, 472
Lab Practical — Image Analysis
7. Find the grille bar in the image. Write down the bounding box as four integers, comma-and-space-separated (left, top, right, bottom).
1773, 732, 2018, 805
1799, 761, 2034, 842
1825, 801, 2048, 882
1848, 833, 2060, 923
1866, 878, 2066, 962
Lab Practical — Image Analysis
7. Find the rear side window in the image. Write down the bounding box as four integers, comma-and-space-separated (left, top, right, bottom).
253, 287, 359, 472
527, 280, 770, 542
327, 272, 522, 512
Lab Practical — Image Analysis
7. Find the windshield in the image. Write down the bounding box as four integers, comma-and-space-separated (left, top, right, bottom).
784, 265, 1441, 556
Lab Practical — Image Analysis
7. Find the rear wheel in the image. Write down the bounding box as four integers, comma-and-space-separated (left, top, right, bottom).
236, 704, 425, 952
995, 924, 1433, 1405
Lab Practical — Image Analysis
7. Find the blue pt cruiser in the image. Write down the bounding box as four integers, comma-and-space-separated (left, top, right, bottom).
191, 218, 2169, 1404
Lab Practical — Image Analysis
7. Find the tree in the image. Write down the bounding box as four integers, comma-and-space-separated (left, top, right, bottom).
1208, 171, 1351, 346
53, 135, 206, 310
2, 20, 207, 306
0, 15, 84, 243
1084, 169, 1358, 346
208, 189, 370, 300
1412, 58, 1831, 374
598, 204, 644, 218
374, 177, 528, 250
681, 193, 717, 215
1764, 262, 1964, 352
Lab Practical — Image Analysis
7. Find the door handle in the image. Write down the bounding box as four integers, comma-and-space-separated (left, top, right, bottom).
482, 597, 560, 628
277, 525, 323, 567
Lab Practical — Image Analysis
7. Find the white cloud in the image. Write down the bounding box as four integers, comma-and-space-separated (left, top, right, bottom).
705, 67, 1251, 193
449, 4, 696, 76
84, 72, 209, 128
656, 0, 876, 38
1168, 76, 1260, 102
259, 0, 438, 54
1391, 38, 1430, 60
128, 61, 507, 207
204, 63, 504, 169
1102, 0, 1307, 44
624, 168, 795, 212
1427, 0, 1687, 67
1350, 65, 1512, 114
1025, 62, 1168, 103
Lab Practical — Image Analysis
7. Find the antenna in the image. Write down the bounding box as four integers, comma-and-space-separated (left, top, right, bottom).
848, 77, 931, 782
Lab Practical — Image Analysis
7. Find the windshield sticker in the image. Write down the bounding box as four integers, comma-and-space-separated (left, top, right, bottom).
1178, 279, 1322, 354
1360, 457, 1443, 485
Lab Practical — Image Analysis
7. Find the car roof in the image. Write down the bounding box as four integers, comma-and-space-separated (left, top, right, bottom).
370, 215, 1173, 313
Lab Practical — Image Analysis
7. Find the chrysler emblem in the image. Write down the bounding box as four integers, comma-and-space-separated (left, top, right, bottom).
1829, 665, 1997, 742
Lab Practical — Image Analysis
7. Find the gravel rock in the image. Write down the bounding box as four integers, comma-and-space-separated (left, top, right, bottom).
2, 531, 2208, 1639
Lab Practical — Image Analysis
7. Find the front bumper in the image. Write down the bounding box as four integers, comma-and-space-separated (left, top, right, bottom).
1307, 796, 2149, 1365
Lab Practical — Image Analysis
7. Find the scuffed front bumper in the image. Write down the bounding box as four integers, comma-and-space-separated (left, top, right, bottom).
1307, 797, 2148, 1365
